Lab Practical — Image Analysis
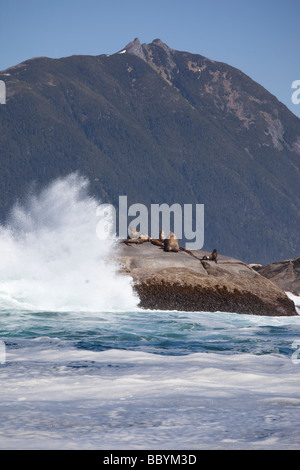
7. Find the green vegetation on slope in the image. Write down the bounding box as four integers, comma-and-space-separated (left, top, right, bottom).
0, 40, 299, 264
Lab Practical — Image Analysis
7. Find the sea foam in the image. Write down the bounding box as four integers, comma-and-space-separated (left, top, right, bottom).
0, 173, 138, 312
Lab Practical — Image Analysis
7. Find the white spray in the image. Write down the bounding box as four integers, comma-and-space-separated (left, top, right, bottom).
0, 173, 138, 312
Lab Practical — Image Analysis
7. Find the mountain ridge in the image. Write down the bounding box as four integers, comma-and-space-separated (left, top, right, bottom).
0, 39, 299, 264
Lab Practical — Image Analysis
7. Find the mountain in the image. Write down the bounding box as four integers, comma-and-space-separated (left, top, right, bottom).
0, 38, 299, 264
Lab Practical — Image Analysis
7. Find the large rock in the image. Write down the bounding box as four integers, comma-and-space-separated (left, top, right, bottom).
114, 242, 298, 316
254, 257, 300, 294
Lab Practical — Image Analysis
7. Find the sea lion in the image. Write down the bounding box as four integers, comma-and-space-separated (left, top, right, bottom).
163, 231, 179, 252
129, 226, 150, 240
150, 229, 166, 247
139, 233, 150, 240
159, 229, 166, 241
129, 226, 139, 239
151, 238, 164, 247
124, 238, 149, 245
202, 249, 218, 263
211, 249, 218, 263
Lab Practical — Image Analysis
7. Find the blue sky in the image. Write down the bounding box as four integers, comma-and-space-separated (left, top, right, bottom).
1, 0, 299, 117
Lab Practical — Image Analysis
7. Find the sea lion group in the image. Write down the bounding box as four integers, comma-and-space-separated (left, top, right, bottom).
124, 227, 217, 259
124, 227, 179, 252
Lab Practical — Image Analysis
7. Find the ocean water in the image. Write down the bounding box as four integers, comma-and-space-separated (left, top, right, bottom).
0, 174, 300, 450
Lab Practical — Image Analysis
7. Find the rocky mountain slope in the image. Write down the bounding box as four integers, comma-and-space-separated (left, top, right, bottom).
0, 38, 299, 264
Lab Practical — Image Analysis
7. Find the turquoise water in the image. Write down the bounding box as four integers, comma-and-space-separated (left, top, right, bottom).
1, 308, 300, 357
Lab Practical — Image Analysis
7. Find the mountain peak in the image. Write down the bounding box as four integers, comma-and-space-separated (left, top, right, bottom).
151, 38, 174, 53
123, 38, 176, 70
123, 38, 149, 61
124, 37, 173, 52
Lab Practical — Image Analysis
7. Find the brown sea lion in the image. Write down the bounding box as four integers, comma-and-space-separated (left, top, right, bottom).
163, 231, 179, 252
149, 229, 166, 247
202, 249, 218, 263
211, 249, 218, 262
129, 226, 150, 241
151, 238, 164, 247
124, 238, 149, 245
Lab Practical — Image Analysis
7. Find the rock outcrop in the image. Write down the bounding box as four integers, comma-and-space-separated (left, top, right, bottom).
254, 257, 300, 294
115, 242, 298, 316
